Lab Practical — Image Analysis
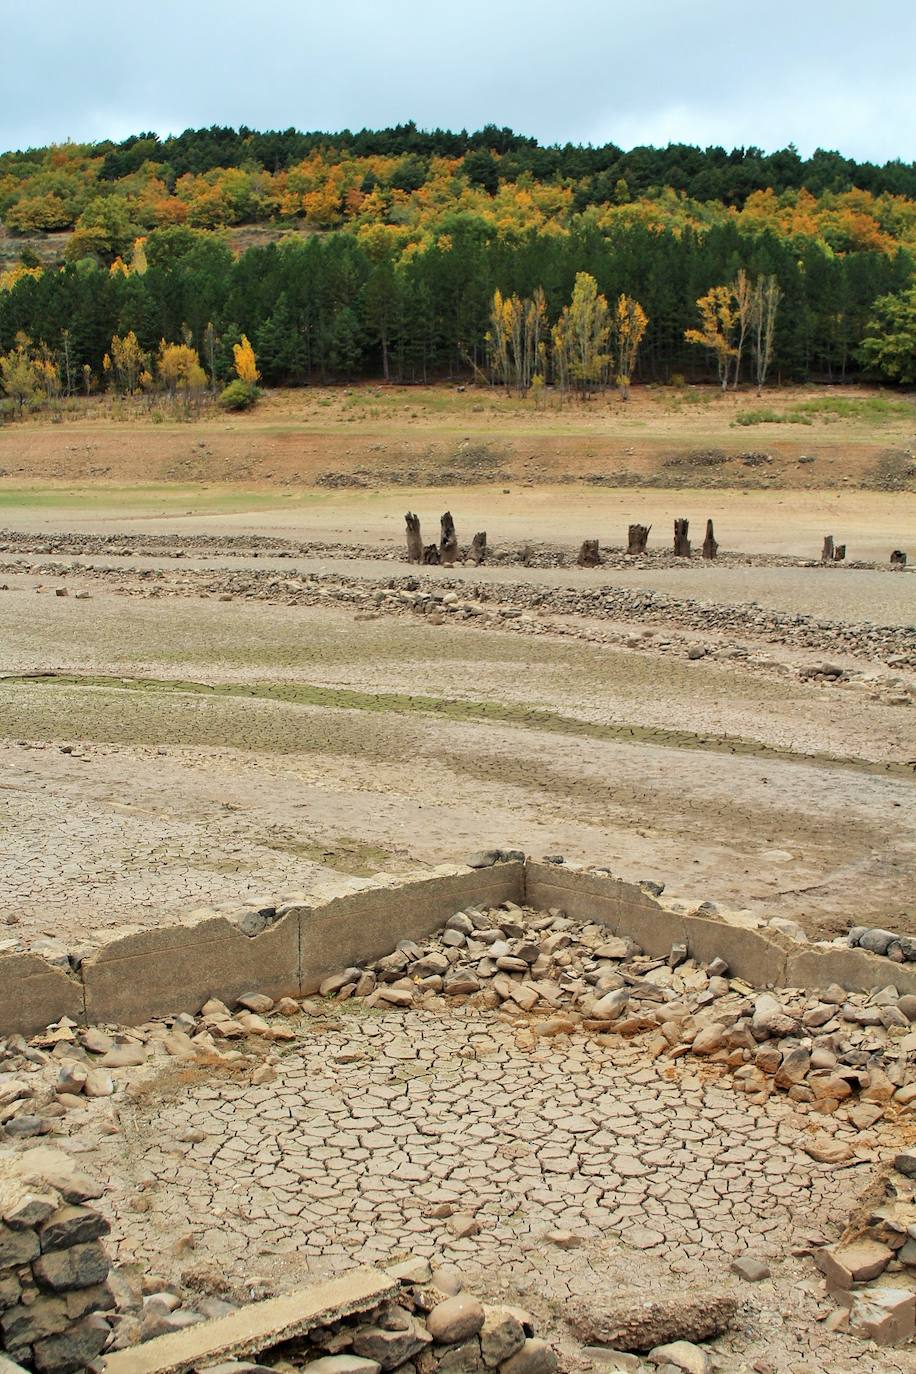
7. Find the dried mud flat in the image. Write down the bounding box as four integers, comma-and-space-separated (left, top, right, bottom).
0, 489, 913, 948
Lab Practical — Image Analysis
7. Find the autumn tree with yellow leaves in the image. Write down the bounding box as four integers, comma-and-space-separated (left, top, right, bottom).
232, 335, 259, 384
612, 294, 648, 399
109, 331, 148, 394
487, 288, 546, 395
685, 285, 738, 390
552, 273, 611, 396
157, 341, 207, 408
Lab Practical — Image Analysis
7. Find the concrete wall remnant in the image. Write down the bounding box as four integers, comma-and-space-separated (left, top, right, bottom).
1, 857, 913, 1038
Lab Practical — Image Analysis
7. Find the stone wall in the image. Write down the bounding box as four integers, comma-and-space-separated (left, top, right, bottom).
0, 1149, 112, 1374
1, 859, 913, 1040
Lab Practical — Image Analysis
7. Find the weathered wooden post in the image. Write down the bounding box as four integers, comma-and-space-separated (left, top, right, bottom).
673, 519, 691, 558
577, 540, 602, 567
422, 544, 440, 565
439, 512, 458, 566
890, 549, 907, 568
821, 535, 834, 562
405, 512, 423, 564
833, 543, 846, 562
702, 519, 718, 559
468, 531, 487, 565
627, 524, 651, 555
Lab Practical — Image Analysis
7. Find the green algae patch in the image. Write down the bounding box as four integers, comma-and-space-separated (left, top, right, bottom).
1, 671, 912, 779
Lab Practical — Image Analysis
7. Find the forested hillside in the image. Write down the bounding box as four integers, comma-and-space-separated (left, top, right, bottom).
1, 124, 915, 405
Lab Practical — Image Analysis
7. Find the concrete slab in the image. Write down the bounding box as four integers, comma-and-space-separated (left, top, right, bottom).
101, 1268, 398, 1374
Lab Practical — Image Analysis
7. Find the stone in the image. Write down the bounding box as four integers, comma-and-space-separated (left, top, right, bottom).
303, 1360, 382, 1374
352, 1319, 431, 1369
83, 1069, 114, 1098
566, 1292, 737, 1352
499, 1339, 557, 1374
447, 1214, 480, 1239
730, 1258, 770, 1283
386, 1260, 431, 1285
237, 994, 274, 1014
1, 1189, 58, 1230
845, 1286, 915, 1346
857, 929, 895, 956
480, 1308, 526, 1367
774, 1048, 810, 1087
589, 989, 630, 1022
647, 1342, 710, 1374
1, 1295, 70, 1346
690, 1025, 726, 1056
99, 1044, 146, 1069
40, 1205, 110, 1253
803, 1137, 853, 1164
32, 1241, 110, 1292
815, 1239, 893, 1289
32, 1312, 110, 1373
897, 994, 916, 1022
893, 1150, 916, 1178
0, 1224, 40, 1269
427, 1295, 485, 1344
466, 852, 500, 870
580, 1354, 640, 1373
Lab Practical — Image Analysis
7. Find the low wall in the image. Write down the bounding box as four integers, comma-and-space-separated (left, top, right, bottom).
2, 859, 913, 1038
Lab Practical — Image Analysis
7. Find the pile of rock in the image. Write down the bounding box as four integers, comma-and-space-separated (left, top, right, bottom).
848, 925, 916, 964
289, 1263, 557, 1374
0, 1149, 112, 1373
305, 902, 916, 1118
814, 1148, 916, 1345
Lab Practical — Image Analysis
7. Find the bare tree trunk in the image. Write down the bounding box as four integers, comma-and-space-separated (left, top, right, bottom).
702, 519, 718, 559
577, 539, 602, 567
439, 511, 458, 566
468, 532, 487, 565
821, 535, 834, 563
673, 519, 691, 558
422, 544, 440, 565
833, 543, 846, 563
405, 512, 423, 564
890, 549, 907, 568
627, 523, 651, 555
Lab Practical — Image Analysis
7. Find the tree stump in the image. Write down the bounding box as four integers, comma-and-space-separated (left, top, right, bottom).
821, 535, 834, 562
627, 524, 651, 555
702, 519, 718, 560
439, 511, 458, 566
577, 539, 602, 567
833, 543, 846, 562
422, 544, 440, 565
405, 512, 423, 564
890, 549, 907, 568
673, 519, 691, 558
468, 531, 487, 565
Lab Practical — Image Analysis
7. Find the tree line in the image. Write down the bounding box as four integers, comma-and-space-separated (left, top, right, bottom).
0, 217, 913, 416
6, 124, 915, 204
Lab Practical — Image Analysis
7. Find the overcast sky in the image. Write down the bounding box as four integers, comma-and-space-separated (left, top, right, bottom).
2, 0, 913, 163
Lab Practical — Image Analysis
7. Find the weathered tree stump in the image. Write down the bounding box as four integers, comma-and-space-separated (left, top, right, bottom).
821, 535, 834, 562
439, 511, 458, 566
468, 531, 487, 565
577, 539, 602, 567
627, 524, 651, 555
833, 543, 846, 562
702, 519, 718, 560
405, 512, 423, 564
673, 519, 691, 558
890, 549, 907, 568
422, 544, 440, 565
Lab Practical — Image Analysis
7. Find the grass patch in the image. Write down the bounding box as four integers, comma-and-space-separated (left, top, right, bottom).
734, 395, 913, 427
1, 672, 912, 780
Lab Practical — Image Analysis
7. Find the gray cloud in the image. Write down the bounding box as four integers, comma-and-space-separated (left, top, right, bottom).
2, 0, 913, 161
